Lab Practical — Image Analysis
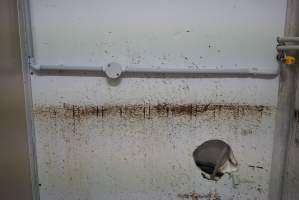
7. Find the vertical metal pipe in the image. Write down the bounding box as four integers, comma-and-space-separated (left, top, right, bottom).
269, 0, 299, 199
269, 65, 297, 200
17, 0, 40, 200
17, 0, 34, 59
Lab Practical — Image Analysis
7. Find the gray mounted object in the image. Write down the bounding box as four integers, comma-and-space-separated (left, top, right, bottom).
193, 140, 238, 181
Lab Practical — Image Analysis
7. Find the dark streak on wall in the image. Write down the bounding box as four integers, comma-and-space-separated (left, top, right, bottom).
177, 191, 221, 200
34, 103, 272, 121
294, 111, 299, 146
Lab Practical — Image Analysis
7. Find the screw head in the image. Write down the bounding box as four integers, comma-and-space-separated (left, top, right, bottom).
104, 62, 122, 79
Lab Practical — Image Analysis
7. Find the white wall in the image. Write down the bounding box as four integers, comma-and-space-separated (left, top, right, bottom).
30, 0, 286, 199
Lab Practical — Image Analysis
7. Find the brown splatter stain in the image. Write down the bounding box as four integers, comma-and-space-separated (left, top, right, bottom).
154, 103, 170, 117
248, 165, 264, 170
34, 103, 272, 121
178, 192, 221, 200
96, 106, 99, 117
49, 108, 57, 119
122, 104, 145, 119
241, 129, 254, 136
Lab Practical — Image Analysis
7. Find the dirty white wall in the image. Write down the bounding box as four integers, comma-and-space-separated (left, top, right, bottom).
30, 0, 286, 199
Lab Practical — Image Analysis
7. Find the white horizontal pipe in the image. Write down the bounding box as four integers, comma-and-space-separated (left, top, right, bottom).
125, 66, 279, 76
277, 45, 299, 51
31, 64, 280, 76
31, 64, 103, 71
277, 37, 299, 43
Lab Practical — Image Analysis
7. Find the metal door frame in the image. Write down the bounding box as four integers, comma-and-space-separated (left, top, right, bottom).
17, 0, 40, 199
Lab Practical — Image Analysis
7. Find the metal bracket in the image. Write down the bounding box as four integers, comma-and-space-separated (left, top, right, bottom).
104, 62, 123, 79
27, 56, 34, 65
276, 37, 299, 65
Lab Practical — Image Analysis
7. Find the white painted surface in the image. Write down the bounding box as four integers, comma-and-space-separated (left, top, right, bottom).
35, 105, 275, 200
30, 0, 285, 70
29, 0, 286, 199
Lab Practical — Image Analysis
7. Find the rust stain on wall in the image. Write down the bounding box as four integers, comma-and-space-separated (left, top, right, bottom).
34, 103, 271, 121
34, 103, 274, 199
177, 191, 221, 200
